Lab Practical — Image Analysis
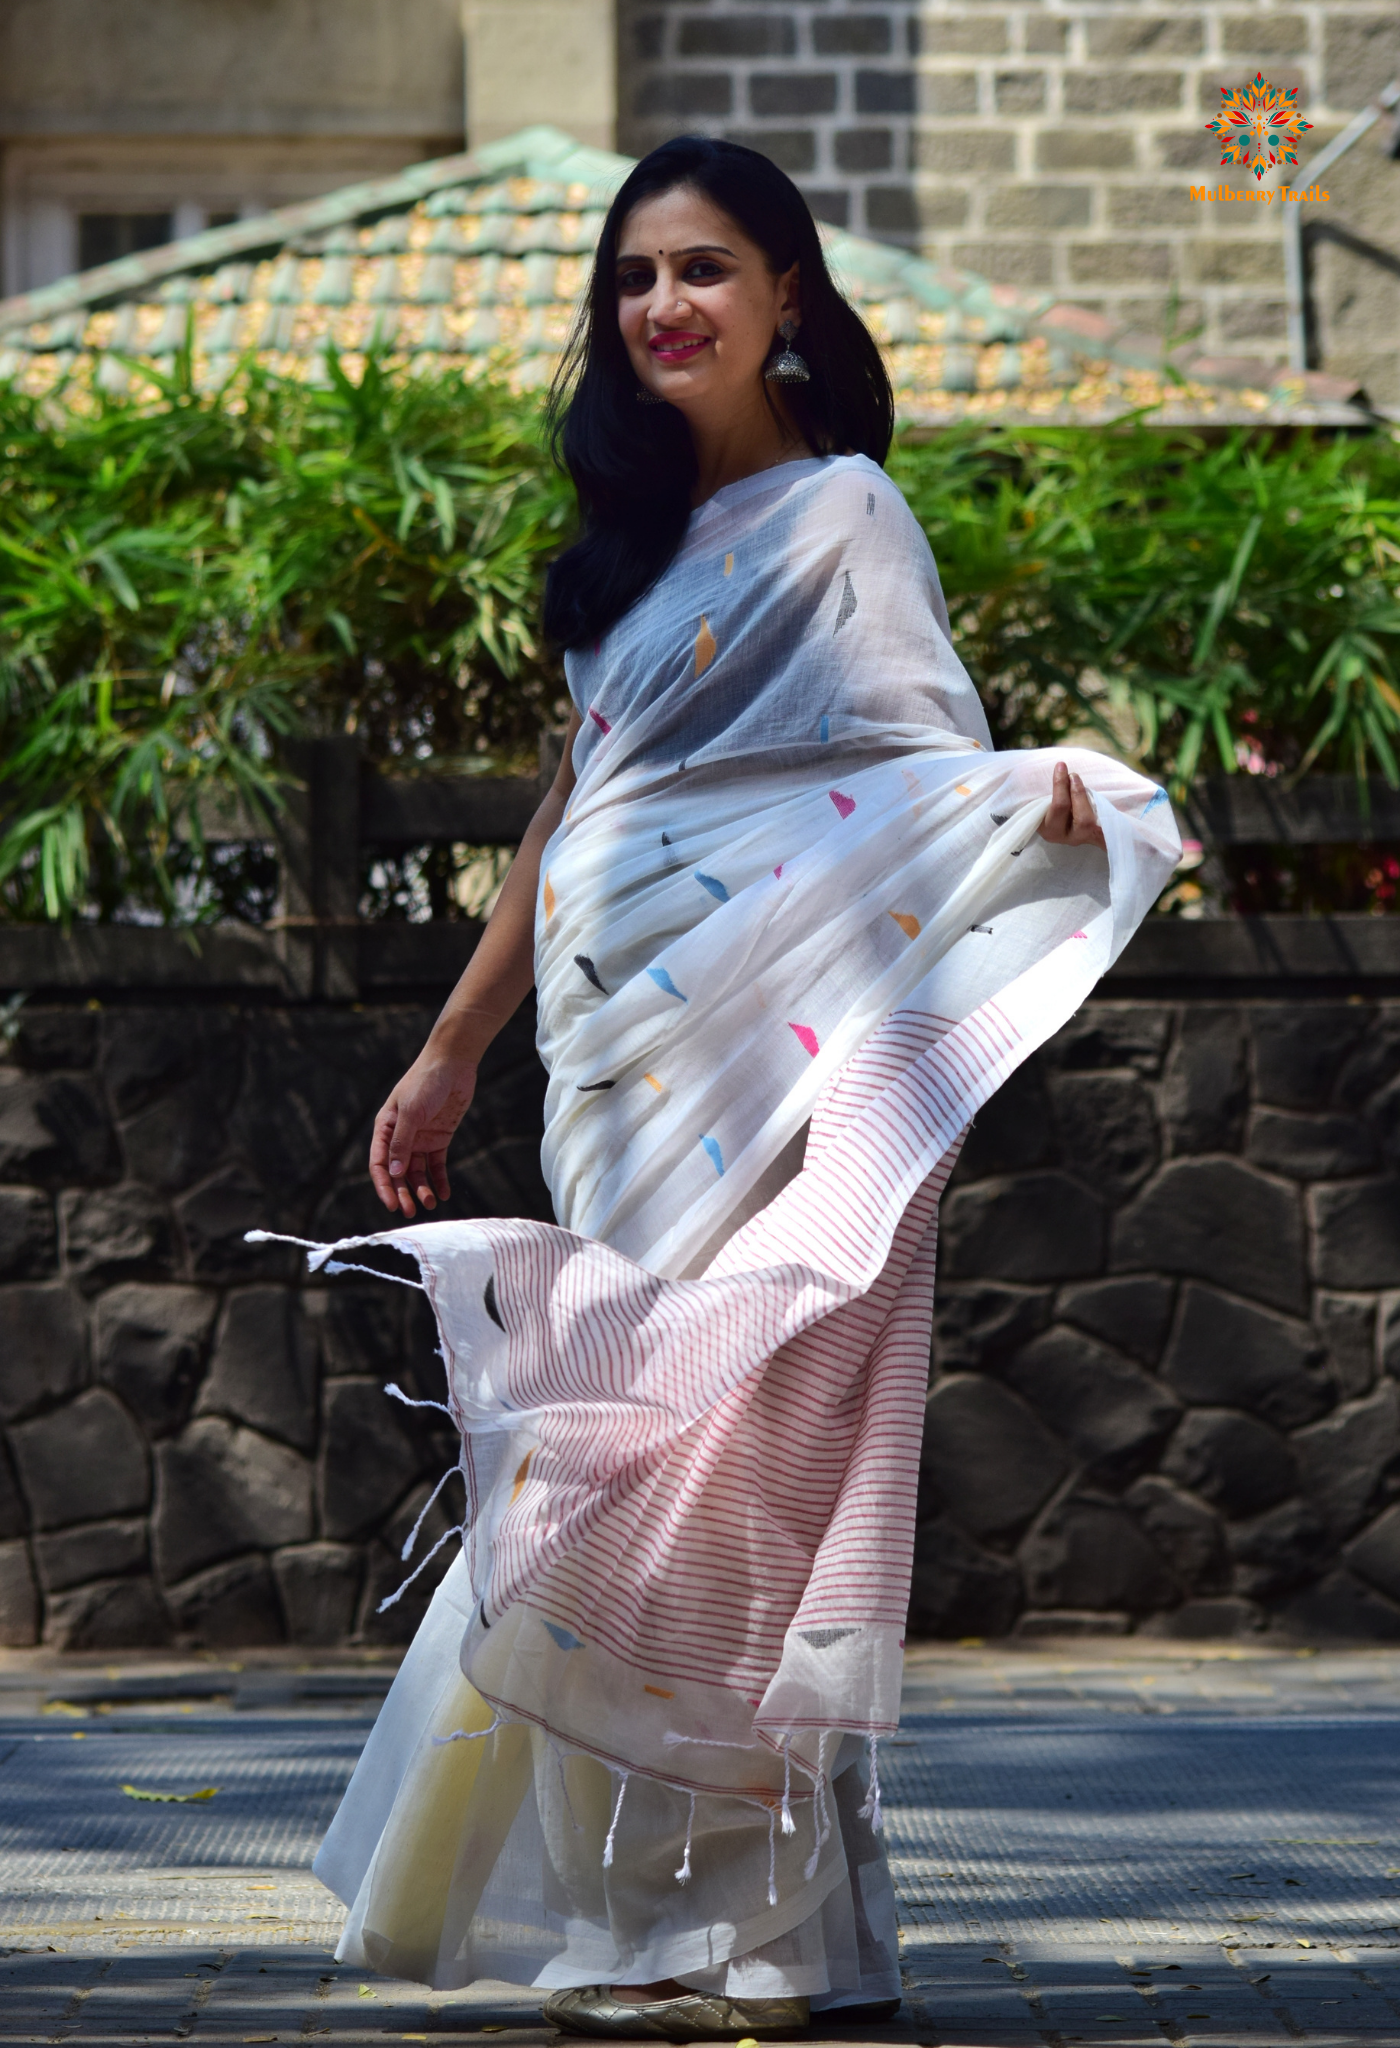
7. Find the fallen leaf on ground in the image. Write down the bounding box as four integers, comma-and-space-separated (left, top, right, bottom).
120, 1783, 219, 1803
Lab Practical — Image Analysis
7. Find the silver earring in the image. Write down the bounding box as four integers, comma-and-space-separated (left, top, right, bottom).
764, 319, 810, 384
635, 384, 665, 405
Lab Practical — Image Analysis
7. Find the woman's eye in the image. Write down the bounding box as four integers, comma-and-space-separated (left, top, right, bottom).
685, 261, 724, 282
617, 267, 654, 293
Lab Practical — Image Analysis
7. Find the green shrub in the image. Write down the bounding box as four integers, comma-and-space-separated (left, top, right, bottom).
3, 354, 1399, 925
891, 421, 1400, 787
0, 355, 571, 923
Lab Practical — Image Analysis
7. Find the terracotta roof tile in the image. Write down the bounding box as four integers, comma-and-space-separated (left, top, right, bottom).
0, 124, 1371, 428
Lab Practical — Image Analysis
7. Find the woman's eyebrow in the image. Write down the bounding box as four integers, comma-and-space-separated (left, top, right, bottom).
615, 244, 737, 262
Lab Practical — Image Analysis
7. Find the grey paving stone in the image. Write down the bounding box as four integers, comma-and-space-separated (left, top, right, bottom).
6, 1651, 1400, 2040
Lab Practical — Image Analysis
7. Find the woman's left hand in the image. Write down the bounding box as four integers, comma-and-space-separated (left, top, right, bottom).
1039, 760, 1106, 848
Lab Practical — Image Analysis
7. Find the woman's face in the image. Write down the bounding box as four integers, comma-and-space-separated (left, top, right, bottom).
615, 185, 799, 419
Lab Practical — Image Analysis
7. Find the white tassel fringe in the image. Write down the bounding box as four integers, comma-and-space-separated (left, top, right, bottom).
675, 1791, 696, 1884
602, 1771, 629, 1869
432, 1712, 501, 1748
857, 1734, 883, 1834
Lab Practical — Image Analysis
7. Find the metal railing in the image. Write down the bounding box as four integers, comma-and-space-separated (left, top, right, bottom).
1284, 78, 1400, 373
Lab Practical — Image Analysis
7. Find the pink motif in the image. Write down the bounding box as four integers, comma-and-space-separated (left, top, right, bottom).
1070, 930, 1088, 939
788, 1022, 820, 1058
773, 863, 784, 879
589, 707, 611, 734
829, 789, 856, 819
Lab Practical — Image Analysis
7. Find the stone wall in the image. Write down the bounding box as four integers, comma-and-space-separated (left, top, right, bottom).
0, 996, 550, 1652
618, 0, 1400, 402
6, 987, 1400, 1650
917, 997, 1400, 1642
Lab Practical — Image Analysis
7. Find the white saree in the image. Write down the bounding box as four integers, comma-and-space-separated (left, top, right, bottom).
300, 455, 1180, 1996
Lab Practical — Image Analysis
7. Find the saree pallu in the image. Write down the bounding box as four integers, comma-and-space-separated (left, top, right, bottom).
303, 456, 1181, 1992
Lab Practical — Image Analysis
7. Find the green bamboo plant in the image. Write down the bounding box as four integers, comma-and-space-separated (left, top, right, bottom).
0, 351, 572, 923
3, 347, 1400, 924
890, 422, 1400, 793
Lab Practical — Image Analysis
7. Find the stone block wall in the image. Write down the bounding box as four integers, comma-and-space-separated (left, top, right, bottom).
6, 986, 1400, 1650
618, 0, 1400, 401
0, 997, 550, 1652
916, 998, 1400, 1642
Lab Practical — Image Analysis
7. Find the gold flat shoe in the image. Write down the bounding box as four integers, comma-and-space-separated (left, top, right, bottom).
541, 1986, 810, 2039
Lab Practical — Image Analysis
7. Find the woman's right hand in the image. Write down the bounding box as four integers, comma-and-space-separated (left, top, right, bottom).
367, 707, 582, 1221
369, 1052, 480, 1219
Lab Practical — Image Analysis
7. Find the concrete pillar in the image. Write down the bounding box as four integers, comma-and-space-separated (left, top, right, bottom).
461, 0, 617, 154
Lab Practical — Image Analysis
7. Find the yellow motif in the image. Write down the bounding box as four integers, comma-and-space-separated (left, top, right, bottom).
955, 784, 972, 796
643, 1072, 665, 1092
695, 615, 717, 676
509, 1451, 534, 1504
724, 553, 734, 576
644, 1684, 676, 1699
543, 872, 556, 920
888, 911, 922, 940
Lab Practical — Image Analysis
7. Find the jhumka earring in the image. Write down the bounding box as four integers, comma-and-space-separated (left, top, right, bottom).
764, 319, 810, 384
635, 384, 666, 404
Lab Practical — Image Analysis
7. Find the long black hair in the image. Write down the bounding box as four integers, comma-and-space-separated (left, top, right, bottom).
542, 136, 894, 651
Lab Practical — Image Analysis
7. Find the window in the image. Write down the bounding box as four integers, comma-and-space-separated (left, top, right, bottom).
78, 213, 173, 270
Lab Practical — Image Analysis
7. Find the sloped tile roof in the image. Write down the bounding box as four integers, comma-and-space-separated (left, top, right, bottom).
0, 125, 1369, 428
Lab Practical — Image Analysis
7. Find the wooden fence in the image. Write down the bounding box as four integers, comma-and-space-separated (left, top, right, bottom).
4, 740, 1400, 1000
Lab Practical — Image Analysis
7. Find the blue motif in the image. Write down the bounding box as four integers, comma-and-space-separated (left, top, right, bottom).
695, 871, 729, 903
700, 1134, 724, 1176
647, 966, 689, 1002
819, 714, 830, 742
543, 1621, 583, 1651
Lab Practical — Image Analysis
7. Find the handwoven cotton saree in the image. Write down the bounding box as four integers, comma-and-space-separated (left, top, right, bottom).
298, 455, 1180, 1994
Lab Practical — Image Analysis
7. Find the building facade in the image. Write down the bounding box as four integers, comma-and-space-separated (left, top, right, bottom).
0, 0, 467, 297
618, 0, 1400, 403
0, 0, 1396, 398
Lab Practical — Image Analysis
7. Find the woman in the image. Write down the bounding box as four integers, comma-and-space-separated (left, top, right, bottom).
306, 138, 1179, 2034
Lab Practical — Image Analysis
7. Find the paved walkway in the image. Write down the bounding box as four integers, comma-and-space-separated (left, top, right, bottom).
4, 1642, 1400, 2043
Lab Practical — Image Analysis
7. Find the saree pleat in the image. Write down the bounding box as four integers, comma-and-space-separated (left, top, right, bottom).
308, 455, 1180, 1991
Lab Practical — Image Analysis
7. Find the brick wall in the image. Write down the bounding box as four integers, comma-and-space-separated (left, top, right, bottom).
618, 0, 1400, 402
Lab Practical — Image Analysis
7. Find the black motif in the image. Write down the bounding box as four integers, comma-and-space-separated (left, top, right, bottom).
576, 1079, 617, 1092
574, 954, 606, 993
798, 1625, 859, 1648
483, 1274, 504, 1330
834, 570, 857, 634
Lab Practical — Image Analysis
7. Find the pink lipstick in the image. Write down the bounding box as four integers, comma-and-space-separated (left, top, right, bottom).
649, 334, 710, 362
